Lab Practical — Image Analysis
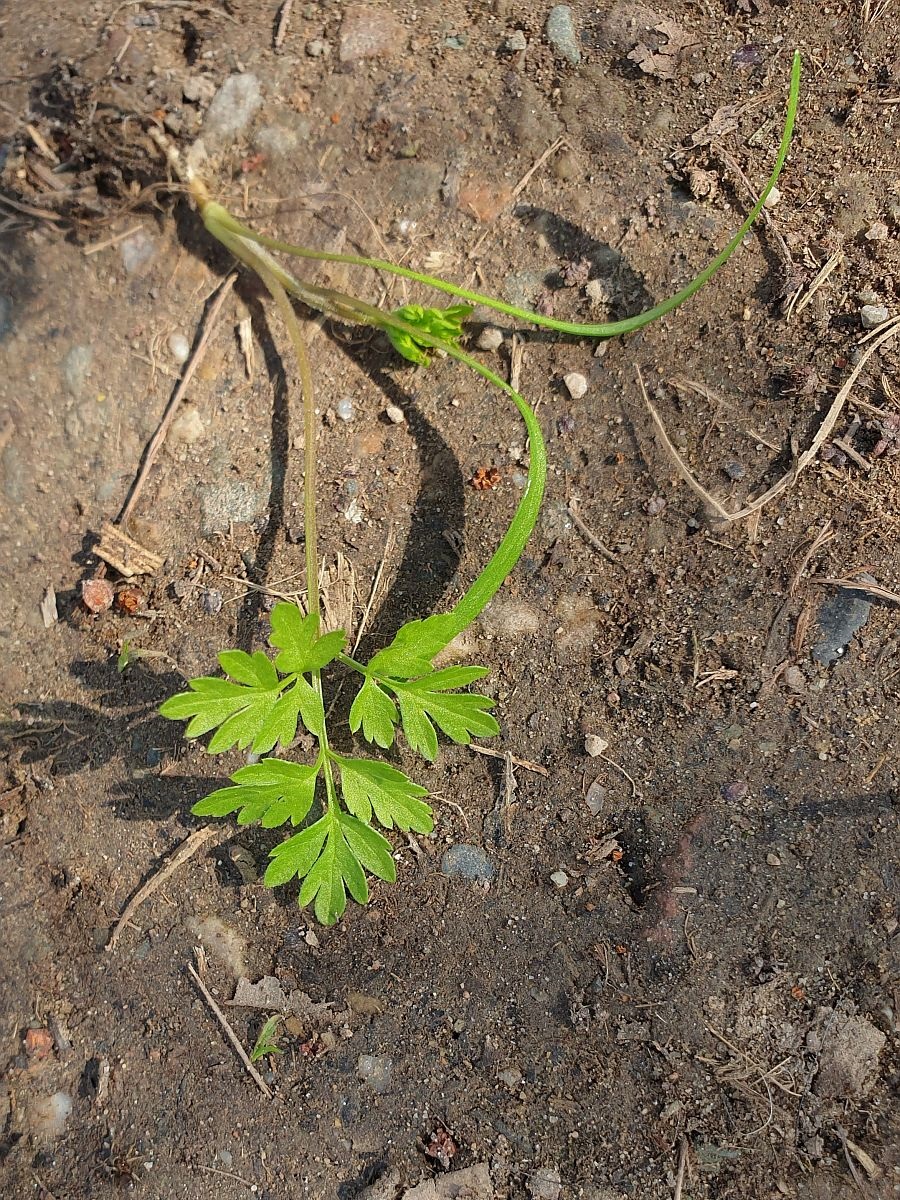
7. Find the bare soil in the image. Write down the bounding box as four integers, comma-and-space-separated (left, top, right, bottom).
1, 3, 898, 1198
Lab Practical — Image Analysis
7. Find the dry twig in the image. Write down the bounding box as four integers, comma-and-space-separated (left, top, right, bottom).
469, 742, 549, 777
187, 961, 273, 1099
639, 315, 900, 524
108, 825, 220, 949
119, 273, 236, 524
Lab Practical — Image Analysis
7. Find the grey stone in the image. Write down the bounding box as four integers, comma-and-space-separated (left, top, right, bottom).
204, 74, 263, 146
357, 1053, 392, 1094
528, 1167, 562, 1200
0, 294, 12, 340
860, 303, 889, 329
254, 112, 312, 162
183, 75, 217, 105
440, 843, 496, 883
546, 6, 581, 64
339, 5, 405, 63
2, 444, 25, 504
201, 480, 266, 533
812, 575, 876, 665
120, 229, 157, 275
61, 344, 93, 398
814, 1014, 885, 1099
505, 31, 528, 53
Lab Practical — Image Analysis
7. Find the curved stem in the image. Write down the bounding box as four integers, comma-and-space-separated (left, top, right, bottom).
202, 52, 800, 341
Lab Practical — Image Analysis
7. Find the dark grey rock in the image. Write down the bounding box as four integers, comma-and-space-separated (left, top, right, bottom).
201, 480, 266, 534
812, 575, 876, 665
440, 843, 495, 882
546, 6, 581, 64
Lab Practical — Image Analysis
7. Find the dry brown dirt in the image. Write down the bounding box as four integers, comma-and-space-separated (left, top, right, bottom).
1, 3, 898, 1198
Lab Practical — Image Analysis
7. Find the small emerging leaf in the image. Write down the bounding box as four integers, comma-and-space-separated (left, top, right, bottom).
268, 603, 345, 674
387, 303, 473, 366
250, 1015, 283, 1063
335, 755, 433, 833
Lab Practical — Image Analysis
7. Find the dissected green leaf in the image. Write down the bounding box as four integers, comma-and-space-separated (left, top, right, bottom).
254, 675, 325, 749
335, 755, 432, 832
268, 603, 345, 674
217, 649, 280, 688
390, 673, 498, 761
348, 676, 398, 748
192, 758, 320, 828
367, 613, 459, 679
387, 303, 473, 366
265, 809, 396, 925
160, 670, 285, 754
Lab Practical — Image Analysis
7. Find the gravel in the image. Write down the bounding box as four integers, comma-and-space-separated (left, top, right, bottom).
563, 371, 588, 400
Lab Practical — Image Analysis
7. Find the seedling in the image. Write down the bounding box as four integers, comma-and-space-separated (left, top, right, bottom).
249, 1015, 283, 1064
161, 56, 800, 924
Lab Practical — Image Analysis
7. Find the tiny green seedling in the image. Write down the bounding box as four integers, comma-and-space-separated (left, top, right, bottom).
161, 55, 801, 924
249, 1014, 283, 1063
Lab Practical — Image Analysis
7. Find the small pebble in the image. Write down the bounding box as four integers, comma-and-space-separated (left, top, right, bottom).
864, 221, 888, 242
563, 371, 588, 400
357, 1054, 393, 1094
81, 578, 114, 614
860, 304, 889, 330
783, 664, 805, 692
505, 30, 528, 52
440, 843, 495, 883
550, 870, 569, 889
585, 779, 607, 816
763, 185, 782, 208
546, 5, 581, 64
204, 74, 263, 146
723, 460, 746, 481
306, 38, 328, 57
766, 852, 782, 867
384, 404, 405, 425
168, 332, 190, 364
183, 75, 216, 105
201, 588, 223, 616
584, 733, 608, 758
120, 229, 156, 275
169, 406, 204, 445
476, 326, 504, 351
336, 397, 354, 422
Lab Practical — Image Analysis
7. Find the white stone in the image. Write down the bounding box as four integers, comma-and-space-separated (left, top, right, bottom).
563, 371, 588, 400
168, 332, 190, 364
476, 326, 504, 351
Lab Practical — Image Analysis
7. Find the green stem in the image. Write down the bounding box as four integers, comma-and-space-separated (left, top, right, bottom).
201, 52, 800, 341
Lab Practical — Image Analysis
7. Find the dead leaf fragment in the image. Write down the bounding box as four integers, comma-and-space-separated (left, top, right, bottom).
40, 585, 58, 628
627, 19, 698, 79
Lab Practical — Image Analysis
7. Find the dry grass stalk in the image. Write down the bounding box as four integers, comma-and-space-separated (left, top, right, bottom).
639, 314, 900, 524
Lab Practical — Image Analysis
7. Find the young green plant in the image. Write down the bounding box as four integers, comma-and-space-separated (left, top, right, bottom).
161, 53, 801, 924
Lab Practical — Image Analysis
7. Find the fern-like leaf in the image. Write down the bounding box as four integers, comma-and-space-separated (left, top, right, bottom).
192, 759, 320, 828
334, 755, 433, 833
264, 808, 396, 925
390, 668, 498, 762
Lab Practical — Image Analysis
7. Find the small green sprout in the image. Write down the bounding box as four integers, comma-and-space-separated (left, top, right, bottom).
161, 55, 802, 924
249, 1015, 283, 1063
